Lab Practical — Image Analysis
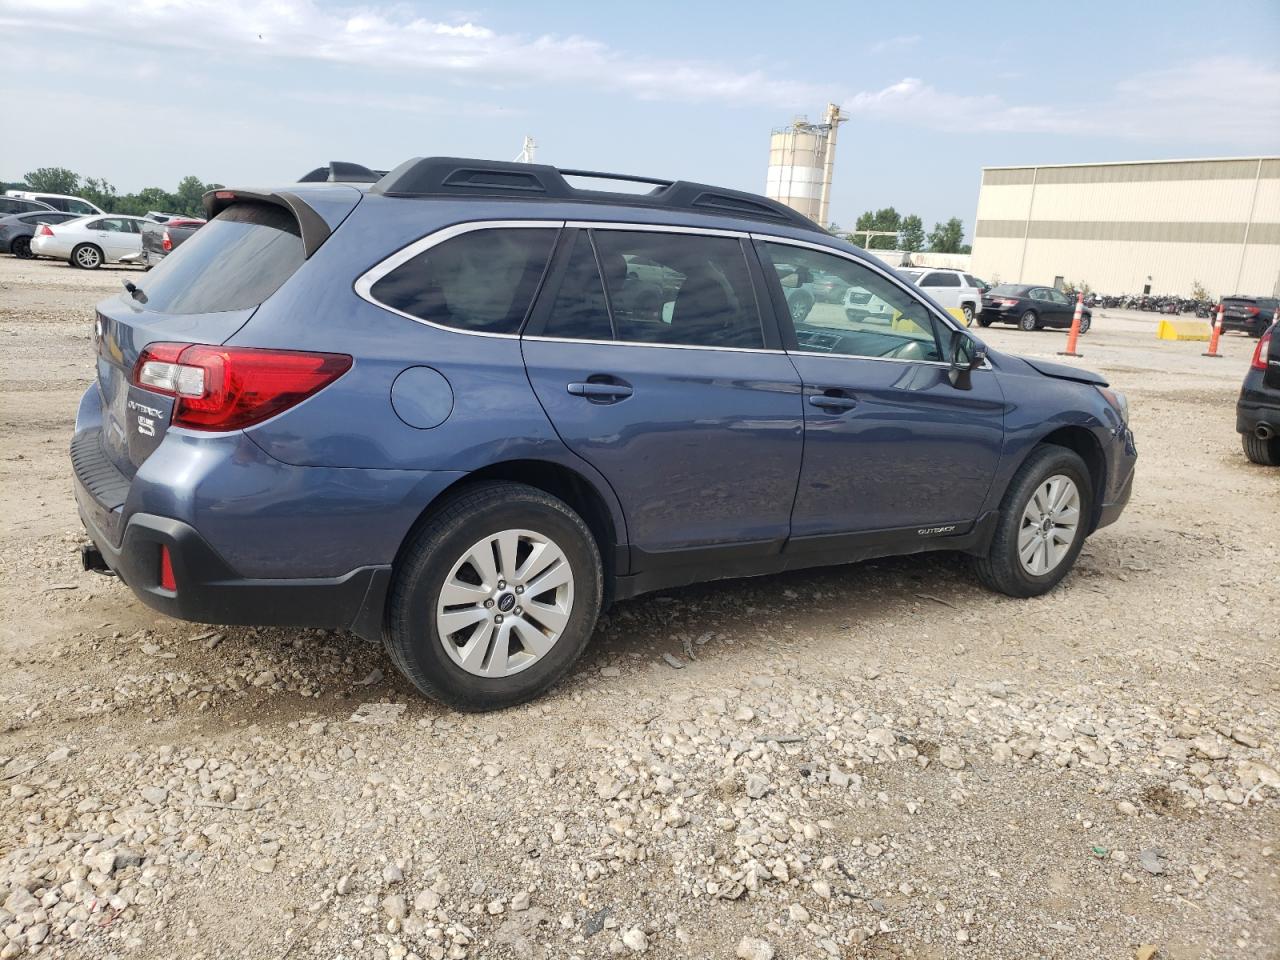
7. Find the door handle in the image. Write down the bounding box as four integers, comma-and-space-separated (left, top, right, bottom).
567, 381, 633, 401
808, 393, 858, 411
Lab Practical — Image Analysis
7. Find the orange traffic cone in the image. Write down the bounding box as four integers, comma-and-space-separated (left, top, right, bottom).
1059, 293, 1084, 358
1203, 304, 1224, 358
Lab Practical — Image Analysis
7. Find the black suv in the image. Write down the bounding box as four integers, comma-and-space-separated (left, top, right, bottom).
1238, 320, 1279, 465
1220, 296, 1279, 338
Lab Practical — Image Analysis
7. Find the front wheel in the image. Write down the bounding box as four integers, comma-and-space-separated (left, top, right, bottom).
973, 445, 1093, 598
71, 243, 103, 270
1018, 310, 1040, 332
11, 236, 33, 259
384, 482, 603, 711
1077, 315, 1092, 335
1242, 431, 1280, 465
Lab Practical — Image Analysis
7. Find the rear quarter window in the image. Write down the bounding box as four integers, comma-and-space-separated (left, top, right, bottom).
136, 203, 305, 315
368, 228, 557, 334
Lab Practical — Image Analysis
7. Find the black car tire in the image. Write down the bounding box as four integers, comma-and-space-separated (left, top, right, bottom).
11, 236, 33, 259
1077, 315, 1092, 335
961, 304, 975, 325
973, 444, 1093, 598
976, 315, 992, 327
1018, 310, 1040, 332
384, 481, 603, 711
1241, 432, 1280, 466
71, 243, 103, 270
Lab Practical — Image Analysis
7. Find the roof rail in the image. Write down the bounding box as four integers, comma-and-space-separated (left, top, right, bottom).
368, 157, 823, 233
298, 161, 388, 184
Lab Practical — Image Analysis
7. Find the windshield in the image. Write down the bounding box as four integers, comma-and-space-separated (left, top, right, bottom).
136, 202, 304, 315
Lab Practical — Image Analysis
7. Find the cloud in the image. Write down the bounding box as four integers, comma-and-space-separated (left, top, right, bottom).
869, 34, 921, 55
2, 0, 1277, 147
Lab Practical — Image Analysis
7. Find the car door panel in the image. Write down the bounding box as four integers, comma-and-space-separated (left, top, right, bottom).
755, 239, 1007, 541
521, 227, 804, 564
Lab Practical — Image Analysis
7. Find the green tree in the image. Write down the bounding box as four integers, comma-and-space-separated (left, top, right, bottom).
899, 214, 925, 252
80, 177, 119, 213
24, 167, 80, 194
850, 207, 902, 249
927, 217, 965, 253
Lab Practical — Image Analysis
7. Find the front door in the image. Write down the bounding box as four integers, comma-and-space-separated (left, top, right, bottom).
757, 239, 1006, 543
522, 227, 804, 567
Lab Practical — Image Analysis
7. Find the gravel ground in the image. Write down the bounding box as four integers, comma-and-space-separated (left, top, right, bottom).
1, 256, 1277, 960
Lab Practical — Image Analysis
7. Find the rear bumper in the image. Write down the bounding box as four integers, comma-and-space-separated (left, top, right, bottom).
30, 236, 71, 259
78, 505, 391, 641
1221, 317, 1268, 335
1237, 400, 1279, 436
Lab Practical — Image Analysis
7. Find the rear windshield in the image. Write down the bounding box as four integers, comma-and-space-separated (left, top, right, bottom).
989, 284, 1025, 295
1224, 297, 1277, 307
136, 202, 304, 314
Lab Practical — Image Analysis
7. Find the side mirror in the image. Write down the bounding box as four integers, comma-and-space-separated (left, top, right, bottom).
947, 331, 986, 390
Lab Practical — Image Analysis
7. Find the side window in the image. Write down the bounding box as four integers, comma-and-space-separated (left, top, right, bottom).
85, 219, 106, 230
925, 272, 961, 287
1029, 288, 1050, 302
761, 242, 944, 363
369, 228, 556, 334
964, 274, 983, 289
68, 200, 95, 215
541, 232, 613, 341
919, 272, 943, 286
592, 231, 763, 348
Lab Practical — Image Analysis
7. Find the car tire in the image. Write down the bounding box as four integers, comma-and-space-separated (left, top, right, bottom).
71, 243, 103, 270
1241, 431, 1280, 466
976, 316, 992, 327
11, 236, 33, 259
1077, 315, 1092, 335
973, 444, 1093, 598
961, 304, 975, 325
1018, 310, 1040, 332
383, 481, 603, 711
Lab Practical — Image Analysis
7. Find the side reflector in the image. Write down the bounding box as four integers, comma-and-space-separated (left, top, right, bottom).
159, 546, 176, 591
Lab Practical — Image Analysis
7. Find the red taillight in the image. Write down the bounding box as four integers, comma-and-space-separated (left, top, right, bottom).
1246, 306, 1260, 316
159, 545, 176, 591
131, 343, 352, 431
995, 297, 1018, 307
37, 224, 54, 237
162, 228, 172, 252
1252, 332, 1272, 371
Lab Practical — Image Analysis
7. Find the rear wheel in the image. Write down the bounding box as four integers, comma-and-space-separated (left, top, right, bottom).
384, 482, 603, 711
1241, 431, 1280, 465
10, 236, 33, 259
976, 315, 992, 327
71, 243, 103, 270
973, 445, 1093, 597
1018, 309, 1040, 332
961, 304, 975, 325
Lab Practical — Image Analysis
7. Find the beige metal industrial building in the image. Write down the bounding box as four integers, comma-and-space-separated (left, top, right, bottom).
765, 104, 845, 227
970, 157, 1280, 299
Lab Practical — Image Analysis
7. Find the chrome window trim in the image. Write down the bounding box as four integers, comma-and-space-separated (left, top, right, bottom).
565, 220, 751, 239
522, 334, 786, 355
751, 232, 993, 371
353, 219, 566, 339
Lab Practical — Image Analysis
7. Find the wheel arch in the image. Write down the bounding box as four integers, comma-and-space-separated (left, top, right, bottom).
1032, 425, 1107, 533
391, 458, 627, 594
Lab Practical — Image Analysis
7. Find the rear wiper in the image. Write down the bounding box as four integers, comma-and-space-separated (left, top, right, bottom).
122, 278, 148, 304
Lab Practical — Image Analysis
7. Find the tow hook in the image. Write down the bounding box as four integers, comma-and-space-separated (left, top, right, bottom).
80, 543, 114, 576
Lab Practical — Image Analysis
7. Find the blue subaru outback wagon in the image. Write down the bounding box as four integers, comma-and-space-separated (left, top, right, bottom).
72, 158, 1136, 710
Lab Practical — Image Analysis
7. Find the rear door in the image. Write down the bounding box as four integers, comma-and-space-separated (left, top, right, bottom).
521, 225, 804, 565
757, 238, 1005, 543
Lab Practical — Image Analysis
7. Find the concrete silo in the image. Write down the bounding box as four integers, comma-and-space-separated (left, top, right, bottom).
765, 103, 845, 227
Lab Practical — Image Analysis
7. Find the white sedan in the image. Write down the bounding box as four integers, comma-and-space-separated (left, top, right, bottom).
30, 215, 148, 269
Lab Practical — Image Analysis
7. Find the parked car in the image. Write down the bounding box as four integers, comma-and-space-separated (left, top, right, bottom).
30, 214, 148, 268
898, 268, 984, 325
979, 284, 1092, 333
1238, 319, 1279, 465
4, 190, 104, 216
0, 211, 84, 258
1219, 295, 1279, 338
0, 195, 56, 216
72, 157, 1136, 711
141, 216, 205, 268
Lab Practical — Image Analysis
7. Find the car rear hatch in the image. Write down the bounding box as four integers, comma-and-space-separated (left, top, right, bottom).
91, 189, 355, 482
1222, 297, 1262, 322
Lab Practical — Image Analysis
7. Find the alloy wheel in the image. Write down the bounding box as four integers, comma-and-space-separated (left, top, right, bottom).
435, 528, 574, 678
74, 245, 101, 269
1017, 474, 1081, 575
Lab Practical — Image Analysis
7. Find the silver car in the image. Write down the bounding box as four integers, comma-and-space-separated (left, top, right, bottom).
29, 215, 148, 269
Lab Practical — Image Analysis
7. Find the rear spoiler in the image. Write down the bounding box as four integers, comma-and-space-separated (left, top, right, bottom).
201, 189, 332, 258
